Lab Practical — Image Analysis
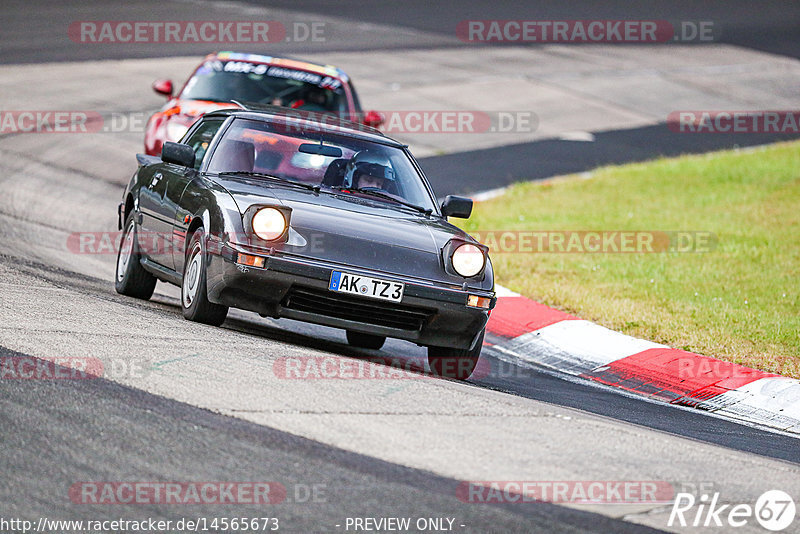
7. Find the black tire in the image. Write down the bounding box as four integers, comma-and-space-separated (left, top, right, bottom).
115, 213, 157, 300
346, 330, 386, 350
427, 329, 484, 380
181, 228, 228, 326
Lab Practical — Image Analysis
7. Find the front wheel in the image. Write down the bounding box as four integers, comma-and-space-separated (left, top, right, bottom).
182, 228, 228, 326
115, 213, 157, 300
427, 330, 484, 380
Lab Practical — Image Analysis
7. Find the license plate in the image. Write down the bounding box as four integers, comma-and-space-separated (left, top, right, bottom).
329, 271, 404, 302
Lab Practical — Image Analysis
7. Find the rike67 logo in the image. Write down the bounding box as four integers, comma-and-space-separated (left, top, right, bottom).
669, 490, 795, 531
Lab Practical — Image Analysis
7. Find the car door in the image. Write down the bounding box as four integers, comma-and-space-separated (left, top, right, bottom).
169, 118, 226, 273
137, 162, 173, 268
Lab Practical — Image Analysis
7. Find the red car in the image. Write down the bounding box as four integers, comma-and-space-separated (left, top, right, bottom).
144, 51, 383, 156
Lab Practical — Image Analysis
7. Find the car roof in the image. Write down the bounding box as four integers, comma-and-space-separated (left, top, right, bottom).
210, 51, 350, 82
204, 106, 406, 148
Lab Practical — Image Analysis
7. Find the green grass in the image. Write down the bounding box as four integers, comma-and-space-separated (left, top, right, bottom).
464, 141, 800, 377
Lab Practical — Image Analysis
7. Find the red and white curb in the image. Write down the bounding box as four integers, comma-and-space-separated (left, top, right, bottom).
485, 286, 800, 435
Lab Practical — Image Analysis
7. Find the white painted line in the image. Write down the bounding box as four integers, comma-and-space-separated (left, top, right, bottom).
470, 187, 508, 203
557, 131, 596, 142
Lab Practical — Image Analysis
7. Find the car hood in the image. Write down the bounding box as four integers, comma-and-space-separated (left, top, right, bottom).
215, 176, 468, 281
170, 99, 238, 119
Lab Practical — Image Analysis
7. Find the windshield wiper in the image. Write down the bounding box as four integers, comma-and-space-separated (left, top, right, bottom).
331, 186, 432, 216
217, 171, 320, 193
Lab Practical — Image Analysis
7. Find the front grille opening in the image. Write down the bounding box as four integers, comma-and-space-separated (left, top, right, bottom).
283, 286, 434, 331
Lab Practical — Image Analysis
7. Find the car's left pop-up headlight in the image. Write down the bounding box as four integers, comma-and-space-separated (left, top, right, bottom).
252, 207, 287, 241
451, 243, 486, 278
166, 120, 191, 142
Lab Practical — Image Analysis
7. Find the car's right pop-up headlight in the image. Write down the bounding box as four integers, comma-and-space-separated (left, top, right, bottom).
443, 239, 488, 278
452, 243, 485, 277
252, 207, 287, 241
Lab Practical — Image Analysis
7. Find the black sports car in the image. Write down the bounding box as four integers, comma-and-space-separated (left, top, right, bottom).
116, 106, 495, 379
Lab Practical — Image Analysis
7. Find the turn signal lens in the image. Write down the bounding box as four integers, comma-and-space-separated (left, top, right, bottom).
237, 253, 265, 268
252, 207, 286, 241
467, 295, 491, 308
452, 243, 485, 277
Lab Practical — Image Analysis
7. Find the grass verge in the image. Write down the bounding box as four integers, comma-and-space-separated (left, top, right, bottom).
463, 141, 800, 377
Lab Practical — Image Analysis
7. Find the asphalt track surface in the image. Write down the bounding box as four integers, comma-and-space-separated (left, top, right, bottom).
1, 342, 663, 533
421, 125, 800, 197
5, 0, 800, 63
2, 1, 800, 532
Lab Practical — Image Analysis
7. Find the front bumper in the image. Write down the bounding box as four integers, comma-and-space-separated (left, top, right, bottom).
206, 243, 495, 350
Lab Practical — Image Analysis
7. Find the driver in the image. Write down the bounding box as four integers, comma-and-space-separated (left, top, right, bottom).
296, 87, 329, 113
356, 168, 386, 190
343, 151, 396, 191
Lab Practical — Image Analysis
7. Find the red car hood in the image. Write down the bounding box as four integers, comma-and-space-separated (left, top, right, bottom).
167, 99, 239, 120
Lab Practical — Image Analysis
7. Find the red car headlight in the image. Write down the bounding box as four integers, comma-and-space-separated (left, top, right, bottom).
166, 120, 191, 142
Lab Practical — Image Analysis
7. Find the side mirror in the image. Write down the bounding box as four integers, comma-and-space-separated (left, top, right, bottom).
362, 110, 384, 128
161, 142, 195, 168
152, 79, 173, 97
440, 195, 473, 219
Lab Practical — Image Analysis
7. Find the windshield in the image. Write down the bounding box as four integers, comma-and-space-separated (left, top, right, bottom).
207, 118, 437, 213
181, 60, 348, 115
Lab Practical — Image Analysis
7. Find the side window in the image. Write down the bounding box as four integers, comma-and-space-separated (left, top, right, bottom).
183, 119, 224, 169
